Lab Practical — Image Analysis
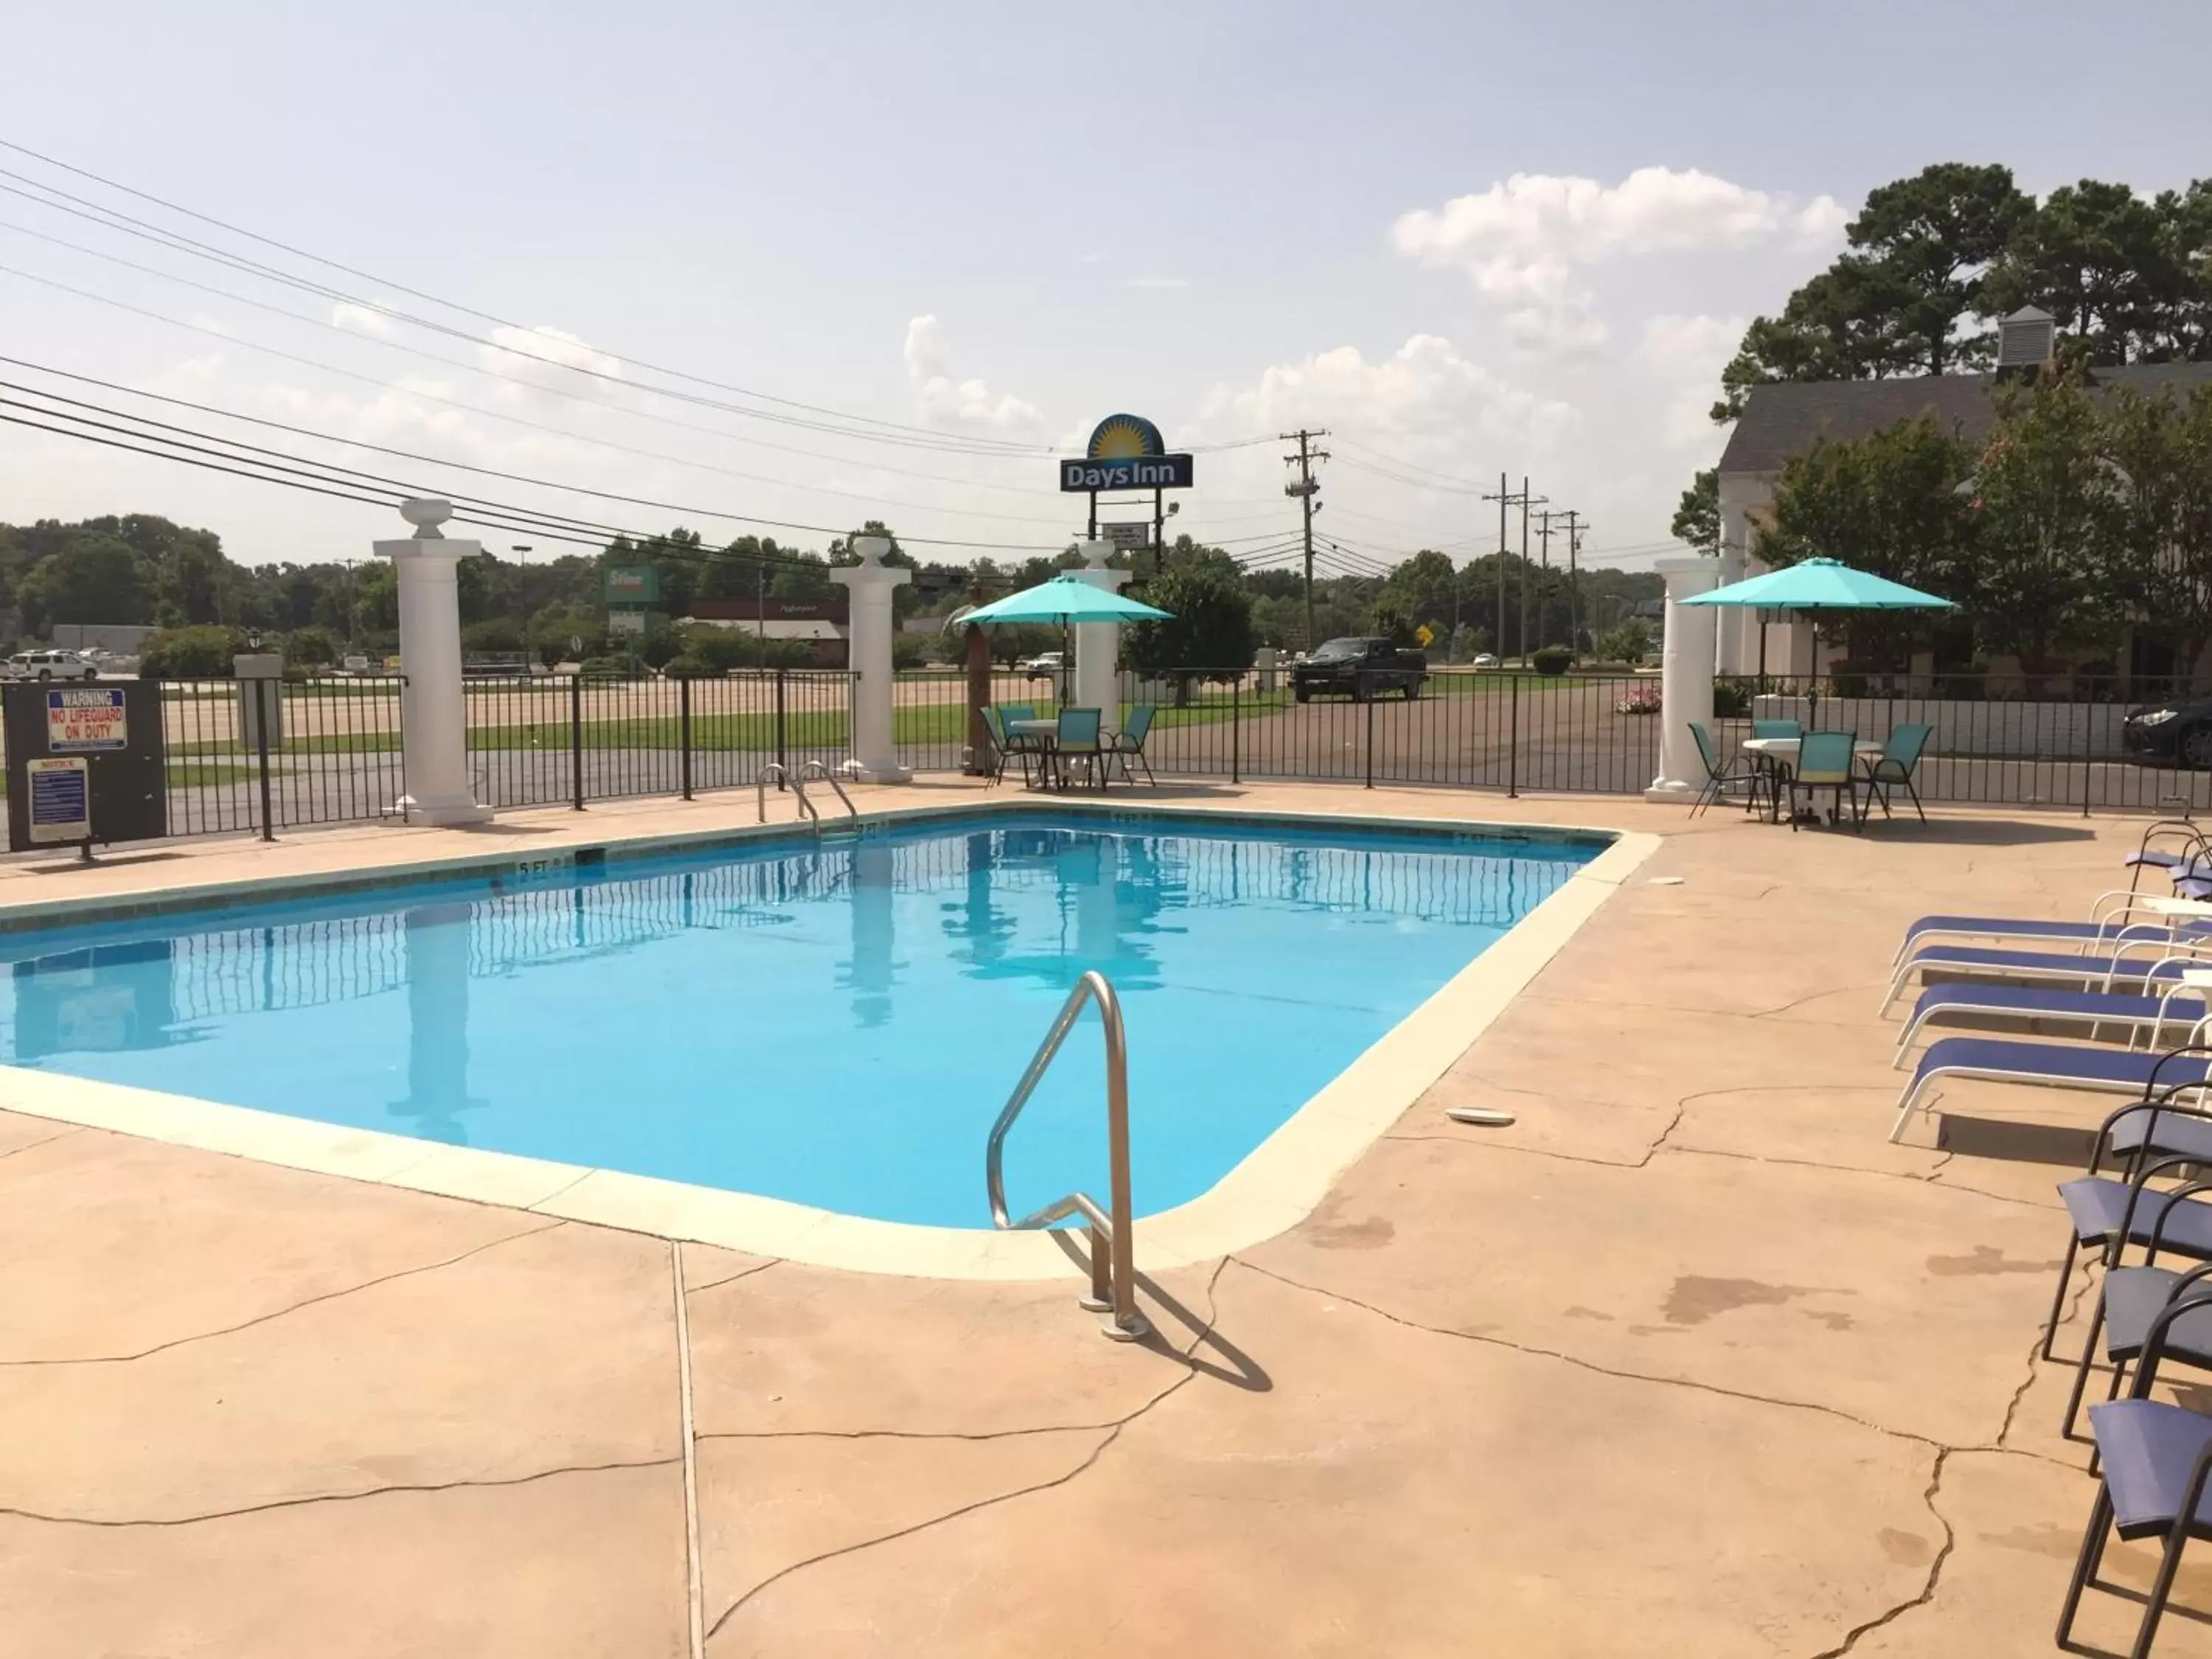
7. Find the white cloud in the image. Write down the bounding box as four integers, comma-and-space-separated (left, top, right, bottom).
1126, 276, 1189, 290
1394, 166, 1846, 270
902, 314, 1040, 435
1638, 313, 1746, 445
329, 301, 393, 335
476, 324, 625, 397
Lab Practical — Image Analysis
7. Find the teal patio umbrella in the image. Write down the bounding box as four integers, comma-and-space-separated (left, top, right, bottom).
1676, 557, 1955, 678
959, 573, 1172, 625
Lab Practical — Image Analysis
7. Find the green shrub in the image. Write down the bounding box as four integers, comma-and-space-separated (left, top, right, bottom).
659, 654, 716, 680
1712, 680, 1750, 718
1592, 620, 1651, 664
1531, 645, 1573, 676
284, 627, 338, 669
139, 625, 245, 678
578, 655, 633, 681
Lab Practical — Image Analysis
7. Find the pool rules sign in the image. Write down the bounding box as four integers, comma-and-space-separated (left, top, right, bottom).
4, 680, 167, 853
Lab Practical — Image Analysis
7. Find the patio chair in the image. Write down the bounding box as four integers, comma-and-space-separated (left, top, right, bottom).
2040, 1113, 2212, 1363
1750, 718, 1803, 741
2062, 1395, 2212, 1656
2062, 1248, 2212, 1446
1053, 707, 1105, 790
1879, 934, 2212, 1015
1784, 731, 1863, 831
1107, 704, 1157, 785
2125, 818, 2211, 894
986, 706, 1045, 788
1861, 723, 1933, 823
1892, 982, 2211, 1066
1890, 1034, 2212, 1143
1686, 721, 1767, 818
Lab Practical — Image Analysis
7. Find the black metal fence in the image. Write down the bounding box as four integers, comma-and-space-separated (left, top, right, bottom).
27, 665, 2212, 849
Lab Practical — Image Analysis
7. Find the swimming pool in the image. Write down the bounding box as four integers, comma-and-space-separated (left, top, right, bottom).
0, 808, 1601, 1229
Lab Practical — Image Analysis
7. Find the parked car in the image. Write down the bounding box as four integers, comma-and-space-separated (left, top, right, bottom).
1018, 651, 1065, 678
1, 649, 101, 681
1471, 653, 1500, 669
1290, 638, 1427, 703
2123, 696, 2212, 768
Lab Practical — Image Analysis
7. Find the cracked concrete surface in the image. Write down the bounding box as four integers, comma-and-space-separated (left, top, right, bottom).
4, 786, 2212, 1655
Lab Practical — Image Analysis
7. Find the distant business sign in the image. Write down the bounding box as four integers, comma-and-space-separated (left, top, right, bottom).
1060, 454, 1194, 493
45, 686, 127, 752
1059, 412, 1194, 493
1101, 522, 1152, 552
27, 757, 89, 844
606, 609, 647, 637
602, 565, 660, 605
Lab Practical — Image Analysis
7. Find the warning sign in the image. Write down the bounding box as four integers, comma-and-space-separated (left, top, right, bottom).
27, 757, 89, 844
45, 686, 127, 752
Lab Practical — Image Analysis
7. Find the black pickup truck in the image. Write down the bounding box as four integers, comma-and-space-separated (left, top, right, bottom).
1290, 637, 1428, 702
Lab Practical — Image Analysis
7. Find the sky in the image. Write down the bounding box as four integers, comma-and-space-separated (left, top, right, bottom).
1, 0, 2208, 583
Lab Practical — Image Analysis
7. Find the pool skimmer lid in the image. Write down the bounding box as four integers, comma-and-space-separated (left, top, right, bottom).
1446, 1107, 1517, 1127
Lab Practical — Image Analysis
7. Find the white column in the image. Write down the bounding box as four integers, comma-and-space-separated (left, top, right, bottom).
831, 535, 913, 783
375, 499, 491, 825
1645, 555, 1721, 802
1714, 471, 1772, 675
1068, 538, 1131, 717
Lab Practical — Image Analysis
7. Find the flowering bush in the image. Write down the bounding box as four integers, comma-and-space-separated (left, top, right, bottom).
1614, 686, 1663, 716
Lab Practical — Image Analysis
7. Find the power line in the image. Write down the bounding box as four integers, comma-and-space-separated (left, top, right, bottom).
1281, 427, 1329, 650
0, 139, 1054, 456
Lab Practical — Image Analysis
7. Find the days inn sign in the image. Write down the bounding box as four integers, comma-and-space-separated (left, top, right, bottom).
1057, 414, 1194, 493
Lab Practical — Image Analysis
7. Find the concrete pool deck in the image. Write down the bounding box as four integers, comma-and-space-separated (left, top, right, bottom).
1, 780, 2203, 1656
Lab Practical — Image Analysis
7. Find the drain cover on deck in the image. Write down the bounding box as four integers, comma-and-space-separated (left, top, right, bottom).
1445, 1107, 1517, 1127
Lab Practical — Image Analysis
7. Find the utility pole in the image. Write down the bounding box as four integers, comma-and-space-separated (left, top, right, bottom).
1281, 429, 1329, 650
1517, 477, 1547, 662
1481, 474, 1539, 662
1534, 509, 1559, 652
1555, 510, 1586, 655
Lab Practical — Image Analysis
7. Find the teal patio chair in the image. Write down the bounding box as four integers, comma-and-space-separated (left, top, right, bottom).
1787, 731, 1864, 832
1688, 721, 1767, 818
1107, 704, 1158, 785
1054, 707, 1105, 791
992, 704, 1046, 788
1863, 723, 1933, 824
1752, 718, 1804, 741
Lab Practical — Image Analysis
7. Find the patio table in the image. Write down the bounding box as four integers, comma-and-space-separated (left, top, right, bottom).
1742, 735, 1882, 825
1006, 718, 1063, 790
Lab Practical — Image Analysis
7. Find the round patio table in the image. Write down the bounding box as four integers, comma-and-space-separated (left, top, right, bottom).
1006, 717, 1062, 790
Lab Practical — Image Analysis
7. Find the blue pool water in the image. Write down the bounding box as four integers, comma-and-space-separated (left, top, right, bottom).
0, 811, 1596, 1225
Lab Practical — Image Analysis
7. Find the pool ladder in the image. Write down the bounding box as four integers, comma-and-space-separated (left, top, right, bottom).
754, 761, 860, 839
986, 970, 1150, 1342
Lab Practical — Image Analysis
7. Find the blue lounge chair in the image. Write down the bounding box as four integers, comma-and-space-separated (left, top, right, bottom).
1891, 1036, 2212, 1142
1879, 938, 2212, 1015
1893, 982, 2211, 1065
1892, 900, 2210, 967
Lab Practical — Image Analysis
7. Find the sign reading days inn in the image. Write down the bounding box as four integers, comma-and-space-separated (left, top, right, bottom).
1058, 414, 1195, 493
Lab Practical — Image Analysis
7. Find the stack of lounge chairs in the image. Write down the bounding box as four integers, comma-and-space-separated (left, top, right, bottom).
1883, 815, 2212, 1653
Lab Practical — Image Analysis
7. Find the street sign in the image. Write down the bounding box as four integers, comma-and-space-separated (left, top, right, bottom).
26, 757, 88, 844
1416, 623, 1436, 647
607, 610, 647, 636
45, 686, 127, 752
602, 565, 660, 605
1102, 522, 1152, 553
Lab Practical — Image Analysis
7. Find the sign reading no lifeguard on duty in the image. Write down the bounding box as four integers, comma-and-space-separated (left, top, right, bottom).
44, 686, 127, 752
1058, 414, 1194, 493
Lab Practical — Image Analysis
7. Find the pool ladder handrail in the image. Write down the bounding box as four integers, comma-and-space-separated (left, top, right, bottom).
754, 762, 818, 831
798, 760, 860, 835
985, 970, 1150, 1342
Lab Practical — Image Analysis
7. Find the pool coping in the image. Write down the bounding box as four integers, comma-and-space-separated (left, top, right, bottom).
0, 796, 1660, 1281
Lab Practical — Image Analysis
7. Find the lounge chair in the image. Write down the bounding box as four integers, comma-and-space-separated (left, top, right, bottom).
1892, 894, 2210, 967
2062, 1396, 2212, 1656
1107, 705, 1157, 785
1891, 1035, 2212, 1142
1687, 721, 1767, 818
1879, 937, 2212, 1015
1893, 982, 2211, 1065
1784, 731, 1863, 831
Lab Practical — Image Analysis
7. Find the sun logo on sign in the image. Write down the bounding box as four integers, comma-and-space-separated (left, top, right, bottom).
1085, 414, 1166, 460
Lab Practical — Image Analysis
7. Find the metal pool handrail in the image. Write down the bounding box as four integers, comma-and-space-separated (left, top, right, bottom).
755, 762, 819, 830
985, 970, 1150, 1342
798, 760, 859, 831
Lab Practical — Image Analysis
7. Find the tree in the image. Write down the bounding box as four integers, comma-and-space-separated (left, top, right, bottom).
1671, 468, 1719, 554
1757, 415, 1978, 664
1713, 164, 2032, 419
1369, 594, 1418, 647
1120, 563, 1256, 700
283, 627, 337, 668
19, 535, 151, 631
1965, 370, 2126, 665
1375, 549, 1457, 629
2101, 383, 2212, 676
1985, 180, 2182, 364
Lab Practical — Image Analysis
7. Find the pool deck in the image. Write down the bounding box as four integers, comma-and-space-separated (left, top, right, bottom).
0, 779, 2199, 1657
